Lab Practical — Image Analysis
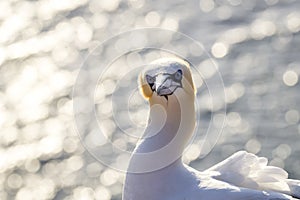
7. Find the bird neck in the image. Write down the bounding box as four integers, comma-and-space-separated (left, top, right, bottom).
128, 93, 196, 172
146, 94, 196, 151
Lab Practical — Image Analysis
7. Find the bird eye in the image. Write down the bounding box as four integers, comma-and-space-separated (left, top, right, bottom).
174, 69, 182, 81
146, 75, 155, 85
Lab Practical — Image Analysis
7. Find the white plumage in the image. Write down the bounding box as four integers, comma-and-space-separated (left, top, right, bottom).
122, 57, 300, 200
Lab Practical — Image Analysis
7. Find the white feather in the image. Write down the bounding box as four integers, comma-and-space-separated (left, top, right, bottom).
206, 151, 287, 190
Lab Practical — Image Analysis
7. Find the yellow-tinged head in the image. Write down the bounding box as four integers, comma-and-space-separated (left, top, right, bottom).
139, 57, 196, 101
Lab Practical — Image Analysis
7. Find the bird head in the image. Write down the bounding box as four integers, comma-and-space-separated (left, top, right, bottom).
139, 57, 195, 103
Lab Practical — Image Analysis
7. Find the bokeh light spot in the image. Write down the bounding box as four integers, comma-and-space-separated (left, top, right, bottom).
72, 187, 94, 200
227, 112, 242, 127
100, 169, 119, 186
7, 173, 23, 189
199, 0, 215, 13
251, 19, 276, 40
245, 139, 261, 154
99, 0, 120, 12
161, 17, 178, 30
95, 186, 111, 200
216, 6, 232, 20
128, 0, 145, 9
145, 11, 161, 26
25, 159, 40, 173
211, 42, 228, 58
285, 109, 300, 125
273, 144, 292, 160
197, 59, 218, 79
283, 70, 298, 86
286, 13, 300, 33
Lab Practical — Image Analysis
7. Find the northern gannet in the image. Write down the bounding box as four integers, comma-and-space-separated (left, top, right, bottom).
122, 57, 300, 200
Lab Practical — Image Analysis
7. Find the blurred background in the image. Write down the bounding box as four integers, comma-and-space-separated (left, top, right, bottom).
1, 0, 300, 199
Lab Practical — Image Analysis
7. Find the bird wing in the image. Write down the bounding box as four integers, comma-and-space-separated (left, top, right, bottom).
204, 151, 300, 198
287, 179, 300, 199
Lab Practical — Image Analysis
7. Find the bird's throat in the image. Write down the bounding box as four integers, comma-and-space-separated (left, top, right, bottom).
129, 94, 196, 172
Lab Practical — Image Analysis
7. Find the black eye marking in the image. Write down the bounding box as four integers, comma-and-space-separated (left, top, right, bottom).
171, 69, 183, 89
174, 69, 183, 81
146, 74, 155, 91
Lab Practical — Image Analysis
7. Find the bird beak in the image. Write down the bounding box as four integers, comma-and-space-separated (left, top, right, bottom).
155, 74, 180, 96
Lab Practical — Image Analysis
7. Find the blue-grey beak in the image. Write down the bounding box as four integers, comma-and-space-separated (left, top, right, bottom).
155, 74, 176, 96
149, 69, 183, 99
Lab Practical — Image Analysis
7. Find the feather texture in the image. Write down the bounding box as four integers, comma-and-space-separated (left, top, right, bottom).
206, 151, 300, 198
